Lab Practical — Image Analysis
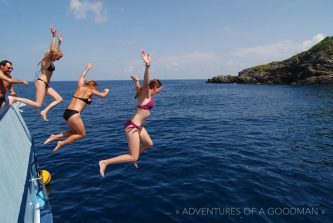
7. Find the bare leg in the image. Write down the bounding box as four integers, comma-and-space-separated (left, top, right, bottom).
7, 96, 14, 106
99, 161, 107, 177
99, 128, 140, 177
53, 134, 84, 151
40, 87, 63, 121
53, 114, 86, 152
139, 127, 154, 154
44, 130, 73, 144
132, 127, 154, 168
8, 81, 46, 107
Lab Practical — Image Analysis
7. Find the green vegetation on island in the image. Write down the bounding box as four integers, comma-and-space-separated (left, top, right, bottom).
208, 36, 333, 84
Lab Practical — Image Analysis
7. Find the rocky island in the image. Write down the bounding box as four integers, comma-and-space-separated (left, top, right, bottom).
208, 36, 333, 84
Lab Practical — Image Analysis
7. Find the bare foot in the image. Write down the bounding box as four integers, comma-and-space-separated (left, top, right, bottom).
53, 141, 64, 152
99, 161, 106, 177
40, 111, 48, 121
44, 134, 58, 145
8, 96, 15, 106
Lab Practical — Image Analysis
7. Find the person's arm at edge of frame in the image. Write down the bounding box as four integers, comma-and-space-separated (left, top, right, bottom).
0, 70, 28, 86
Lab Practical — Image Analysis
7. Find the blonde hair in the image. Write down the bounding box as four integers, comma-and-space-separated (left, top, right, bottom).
52, 50, 63, 57
52, 48, 63, 57
38, 48, 63, 67
84, 80, 97, 87
42, 49, 63, 60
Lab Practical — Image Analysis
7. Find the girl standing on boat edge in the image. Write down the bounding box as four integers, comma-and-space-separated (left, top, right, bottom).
8, 25, 63, 121
99, 51, 163, 177
43, 63, 109, 152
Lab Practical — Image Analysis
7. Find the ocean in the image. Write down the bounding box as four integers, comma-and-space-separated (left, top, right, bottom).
14, 80, 333, 223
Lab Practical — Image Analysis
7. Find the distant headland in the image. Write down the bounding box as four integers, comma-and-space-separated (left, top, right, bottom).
208, 36, 333, 84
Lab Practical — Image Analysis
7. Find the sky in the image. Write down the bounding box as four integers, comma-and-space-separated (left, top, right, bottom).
1, 0, 332, 81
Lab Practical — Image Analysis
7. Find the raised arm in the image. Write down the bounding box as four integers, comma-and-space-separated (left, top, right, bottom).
49, 25, 57, 53
40, 25, 58, 66
131, 74, 141, 88
57, 32, 62, 48
130, 75, 141, 99
141, 51, 151, 96
78, 64, 93, 87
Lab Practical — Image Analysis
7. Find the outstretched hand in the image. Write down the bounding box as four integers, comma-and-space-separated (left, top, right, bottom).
22, 80, 29, 87
50, 25, 57, 36
81, 64, 93, 78
130, 75, 139, 81
104, 88, 110, 96
86, 63, 94, 70
141, 51, 151, 66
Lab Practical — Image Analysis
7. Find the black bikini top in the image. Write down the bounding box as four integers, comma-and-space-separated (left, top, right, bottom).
73, 89, 92, 105
73, 96, 92, 104
47, 63, 55, 72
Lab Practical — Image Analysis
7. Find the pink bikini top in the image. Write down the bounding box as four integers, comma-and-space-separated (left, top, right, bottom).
137, 97, 154, 110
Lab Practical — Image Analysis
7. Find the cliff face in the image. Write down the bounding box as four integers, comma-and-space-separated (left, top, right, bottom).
208, 37, 333, 84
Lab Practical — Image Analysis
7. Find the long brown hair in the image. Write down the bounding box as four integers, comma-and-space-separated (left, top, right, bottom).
149, 79, 163, 89
135, 79, 162, 98
38, 49, 63, 66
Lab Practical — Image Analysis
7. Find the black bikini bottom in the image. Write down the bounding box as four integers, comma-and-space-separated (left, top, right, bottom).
36, 78, 49, 88
63, 109, 79, 121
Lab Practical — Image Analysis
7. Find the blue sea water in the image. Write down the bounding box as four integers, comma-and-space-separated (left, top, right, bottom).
15, 80, 333, 223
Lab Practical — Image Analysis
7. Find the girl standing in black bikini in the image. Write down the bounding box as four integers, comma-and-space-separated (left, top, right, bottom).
99, 51, 163, 177
8, 25, 63, 121
44, 63, 109, 152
